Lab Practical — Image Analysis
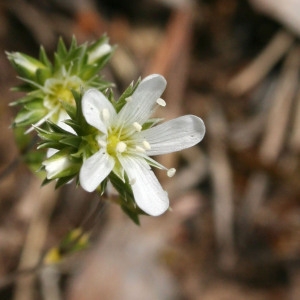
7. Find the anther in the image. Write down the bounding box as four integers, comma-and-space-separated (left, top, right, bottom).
143, 140, 151, 150
167, 168, 176, 177
136, 145, 145, 152
156, 98, 166, 107
102, 108, 110, 121
129, 178, 136, 185
133, 122, 142, 132
116, 141, 127, 153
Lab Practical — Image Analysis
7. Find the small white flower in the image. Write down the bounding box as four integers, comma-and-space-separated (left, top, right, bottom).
79, 74, 205, 216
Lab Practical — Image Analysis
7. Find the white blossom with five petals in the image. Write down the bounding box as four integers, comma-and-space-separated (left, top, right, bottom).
79, 74, 205, 216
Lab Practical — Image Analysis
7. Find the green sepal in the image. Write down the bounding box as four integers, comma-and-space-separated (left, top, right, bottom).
109, 172, 134, 203
59, 136, 81, 148
37, 129, 66, 143
14, 107, 47, 127
109, 172, 145, 224
142, 118, 163, 130
10, 96, 37, 106
47, 121, 73, 135
55, 175, 77, 189
113, 78, 141, 113
39, 46, 52, 69
59, 90, 92, 136
60, 100, 76, 120
57, 37, 68, 58
24, 99, 44, 110
106, 88, 115, 103
36, 67, 52, 85
42, 177, 52, 186
37, 141, 64, 150
95, 178, 108, 196
80, 65, 100, 81
63, 120, 84, 136
121, 205, 140, 225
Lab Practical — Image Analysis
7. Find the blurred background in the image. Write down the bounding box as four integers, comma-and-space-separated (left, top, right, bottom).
0, 0, 300, 299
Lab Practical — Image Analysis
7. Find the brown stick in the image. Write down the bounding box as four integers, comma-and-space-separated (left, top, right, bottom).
207, 103, 235, 270
260, 45, 300, 164
228, 30, 294, 96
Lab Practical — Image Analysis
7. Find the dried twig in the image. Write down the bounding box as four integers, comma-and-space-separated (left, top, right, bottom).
13, 179, 58, 300
250, 0, 300, 37
145, 6, 193, 77
228, 30, 294, 96
238, 172, 269, 237
207, 103, 235, 270
260, 45, 300, 164
289, 86, 300, 153
145, 6, 194, 179
6, 0, 57, 48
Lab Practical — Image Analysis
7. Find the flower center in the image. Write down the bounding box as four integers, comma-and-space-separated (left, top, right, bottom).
106, 134, 127, 156
43, 75, 83, 122
54, 84, 75, 104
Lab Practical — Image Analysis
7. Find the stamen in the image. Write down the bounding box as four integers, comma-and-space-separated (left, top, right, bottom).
167, 168, 176, 177
129, 178, 136, 185
156, 98, 166, 107
117, 122, 125, 139
136, 145, 145, 152
143, 140, 151, 150
116, 141, 127, 153
133, 122, 142, 132
125, 96, 133, 102
102, 108, 110, 121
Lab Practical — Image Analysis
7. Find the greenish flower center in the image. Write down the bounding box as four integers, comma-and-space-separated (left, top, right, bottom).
52, 83, 76, 105
43, 75, 84, 122
107, 135, 120, 156
106, 134, 127, 156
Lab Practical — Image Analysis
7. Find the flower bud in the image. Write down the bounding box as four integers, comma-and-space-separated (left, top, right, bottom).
7, 52, 46, 77
43, 155, 72, 179
87, 41, 112, 64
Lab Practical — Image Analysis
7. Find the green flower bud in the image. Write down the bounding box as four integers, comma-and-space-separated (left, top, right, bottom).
7, 52, 46, 78
87, 42, 112, 65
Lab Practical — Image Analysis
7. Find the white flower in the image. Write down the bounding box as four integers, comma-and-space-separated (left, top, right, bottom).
79, 74, 205, 216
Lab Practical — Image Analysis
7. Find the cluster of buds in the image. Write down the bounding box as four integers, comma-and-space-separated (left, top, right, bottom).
7, 36, 113, 131
8, 35, 205, 224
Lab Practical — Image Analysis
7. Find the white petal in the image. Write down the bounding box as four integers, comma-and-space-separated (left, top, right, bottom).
141, 115, 205, 156
57, 110, 76, 134
47, 148, 58, 158
82, 89, 116, 134
118, 155, 169, 216
116, 74, 167, 126
80, 149, 115, 192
